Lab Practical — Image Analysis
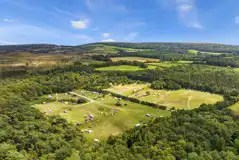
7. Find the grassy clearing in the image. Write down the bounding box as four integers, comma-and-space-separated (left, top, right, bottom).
111, 57, 160, 62
96, 65, 156, 71
187, 50, 225, 55
177, 60, 194, 64
86, 44, 150, 54
148, 61, 192, 68
34, 90, 170, 140
201, 51, 225, 55
229, 103, 239, 115
106, 84, 223, 110
188, 50, 198, 55
106, 84, 150, 96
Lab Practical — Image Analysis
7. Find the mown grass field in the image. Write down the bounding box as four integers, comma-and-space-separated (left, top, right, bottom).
106, 84, 223, 109
229, 103, 239, 115
111, 57, 160, 62
106, 84, 149, 96
96, 65, 156, 71
34, 90, 170, 140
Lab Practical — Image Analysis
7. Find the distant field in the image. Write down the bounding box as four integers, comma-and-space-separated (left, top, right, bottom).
81, 60, 106, 65
187, 50, 224, 55
86, 44, 150, 54
111, 57, 160, 62
148, 61, 193, 68
34, 90, 170, 140
0, 52, 79, 68
187, 50, 198, 55
96, 65, 156, 71
229, 103, 239, 115
106, 84, 223, 109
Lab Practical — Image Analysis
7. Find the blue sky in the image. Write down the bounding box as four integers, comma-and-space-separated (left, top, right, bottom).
0, 0, 239, 45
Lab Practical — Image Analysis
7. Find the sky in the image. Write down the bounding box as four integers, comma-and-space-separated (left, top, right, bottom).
0, 0, 239, 45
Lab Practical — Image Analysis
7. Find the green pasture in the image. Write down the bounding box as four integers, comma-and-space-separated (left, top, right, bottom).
96, 65, 156, 71
106, 84, 223, 109
229, 103, 239, 115
33, 90, 170, 140
111, 57, 160, 62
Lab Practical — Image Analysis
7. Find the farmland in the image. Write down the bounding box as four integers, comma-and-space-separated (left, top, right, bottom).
95, 65, 156, 71
34, 90, 170, 140
106, 84, 223, 109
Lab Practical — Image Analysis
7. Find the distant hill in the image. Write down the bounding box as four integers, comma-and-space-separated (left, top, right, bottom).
87, 42, 239, 54
1, 42, 239, 54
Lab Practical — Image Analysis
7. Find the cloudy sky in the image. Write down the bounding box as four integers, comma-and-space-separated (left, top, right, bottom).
0, 0, 239, 45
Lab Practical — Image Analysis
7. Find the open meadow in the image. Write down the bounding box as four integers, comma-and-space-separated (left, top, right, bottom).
148, 61, 192, 68
33, 90, 170, 140
106, 84, 223, 109
229, 103, 239, 115
96, 65, 156, 71
111, 57, 160, 62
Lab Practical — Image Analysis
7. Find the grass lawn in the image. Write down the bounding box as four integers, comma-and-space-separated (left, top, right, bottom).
106, 84, 223, 110
96, 65, 156, 71
111, 57, 160, 62
33, 90, 170, 140
229, 103, 239, 115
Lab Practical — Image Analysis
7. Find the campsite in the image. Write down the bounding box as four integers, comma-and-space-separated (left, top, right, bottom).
34, 89, 170, 139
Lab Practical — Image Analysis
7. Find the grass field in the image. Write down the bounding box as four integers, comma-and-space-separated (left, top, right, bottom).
187, 50, 198, 55
106, 84, 223, 109
106, 84, 150, 96
85, 44, 150, 54
187, 50, 225, 55
96, 65, 156, 71
229, 103, 239, 115
148, 61, 193, 68
111, 57, 160, 62
33, 90, 170, 140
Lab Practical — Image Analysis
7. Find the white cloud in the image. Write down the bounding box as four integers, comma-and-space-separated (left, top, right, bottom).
71, 19, 89, 29
176, 0, 203, 29
0, 23, 94, 45
235, 16, 239, 24
102, 39, 115, 42
178, 4, 193, 11
3, 18, 14, 22
124, 32, 139, 41
102, 33, 111, 38
157, 0, 203, 29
